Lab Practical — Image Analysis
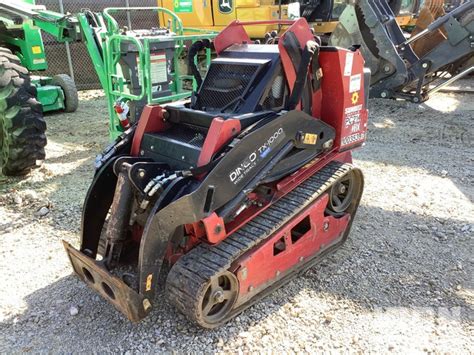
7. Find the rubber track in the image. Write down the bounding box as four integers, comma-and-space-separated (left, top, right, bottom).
166, 161, 356, 327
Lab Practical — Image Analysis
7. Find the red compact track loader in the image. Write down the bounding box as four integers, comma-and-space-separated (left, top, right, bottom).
63, 18, 369, 328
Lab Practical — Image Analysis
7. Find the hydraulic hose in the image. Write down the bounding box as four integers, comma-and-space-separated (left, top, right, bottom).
188, 39, 211, 88
286, 40, 318, 111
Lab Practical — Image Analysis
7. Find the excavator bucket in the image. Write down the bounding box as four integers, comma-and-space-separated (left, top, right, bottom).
329, 0, 410, 95
329, 0, 474, 102
411, 0, 446, 57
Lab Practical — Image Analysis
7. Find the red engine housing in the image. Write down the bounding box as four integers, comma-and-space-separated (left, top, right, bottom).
319, 49, 369, 151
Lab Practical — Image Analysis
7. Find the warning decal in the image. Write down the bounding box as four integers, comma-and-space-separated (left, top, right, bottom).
349, 74, 361, 93
138, 52, 168, 84
150, 53, 168, 84
344, 52, 353, 76
344, 104, 363, 130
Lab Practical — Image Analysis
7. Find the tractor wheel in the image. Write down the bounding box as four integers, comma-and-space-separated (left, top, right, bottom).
51, 74, 78, 113
0, 47, 47, 176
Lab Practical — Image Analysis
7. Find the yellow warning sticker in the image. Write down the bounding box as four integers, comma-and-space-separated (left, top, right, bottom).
303, 133, 318, 145
146, 274, 153, 291
32, 46, 42, 54
351, 91, 359, 105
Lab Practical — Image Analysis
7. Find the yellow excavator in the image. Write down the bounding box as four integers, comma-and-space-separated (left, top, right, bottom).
157, 0, 417, 38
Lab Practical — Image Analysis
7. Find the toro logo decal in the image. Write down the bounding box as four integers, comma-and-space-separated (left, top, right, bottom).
229, 128, 285, 184
218, 0, 233, 14
351, 91, 359, 105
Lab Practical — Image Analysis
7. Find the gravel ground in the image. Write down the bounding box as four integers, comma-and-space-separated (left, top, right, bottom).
0, 84, 473, 353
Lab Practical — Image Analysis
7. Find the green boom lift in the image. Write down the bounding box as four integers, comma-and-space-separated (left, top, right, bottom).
0, 0, 79, 114
0, 0, 216, 175
0, 0, 79, 175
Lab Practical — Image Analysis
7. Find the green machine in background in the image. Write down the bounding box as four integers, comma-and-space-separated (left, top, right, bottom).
0, 1, 216, 175
0, 0, 79, 113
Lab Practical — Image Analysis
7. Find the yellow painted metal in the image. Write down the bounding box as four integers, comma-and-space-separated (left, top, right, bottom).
157, 0, 289, 37
158, 0, 213, 26
236, 0, 260, 7
312, 21, 338, 34
157, 0, 416, 38
237, 5, 289, 37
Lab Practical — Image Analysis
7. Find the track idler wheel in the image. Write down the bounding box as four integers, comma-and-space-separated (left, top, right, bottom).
167, 268, 239, 328
326, 170, 356, 216
200, 272, 239, 325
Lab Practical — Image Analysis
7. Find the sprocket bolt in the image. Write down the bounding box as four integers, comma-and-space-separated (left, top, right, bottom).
323, 221, 329, 231
213, 290, 224, 303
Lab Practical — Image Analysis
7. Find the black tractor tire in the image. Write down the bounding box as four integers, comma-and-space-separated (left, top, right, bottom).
51, 74, 78, 113
0, 47, 47, 176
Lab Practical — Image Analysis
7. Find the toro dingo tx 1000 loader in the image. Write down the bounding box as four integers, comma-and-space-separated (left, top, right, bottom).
63, 18, 369, 328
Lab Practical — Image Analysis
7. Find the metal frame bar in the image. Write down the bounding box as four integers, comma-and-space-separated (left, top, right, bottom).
101, 7, 217, 138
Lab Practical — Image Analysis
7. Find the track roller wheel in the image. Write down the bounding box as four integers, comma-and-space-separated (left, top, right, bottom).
326, 170, 356, 216
167, 267, 239, 328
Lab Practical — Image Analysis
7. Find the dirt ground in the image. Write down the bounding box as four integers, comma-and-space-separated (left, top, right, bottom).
0, 83, 473, 353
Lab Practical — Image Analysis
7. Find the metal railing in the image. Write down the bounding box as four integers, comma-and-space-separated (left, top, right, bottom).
35, 0, 161, 90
